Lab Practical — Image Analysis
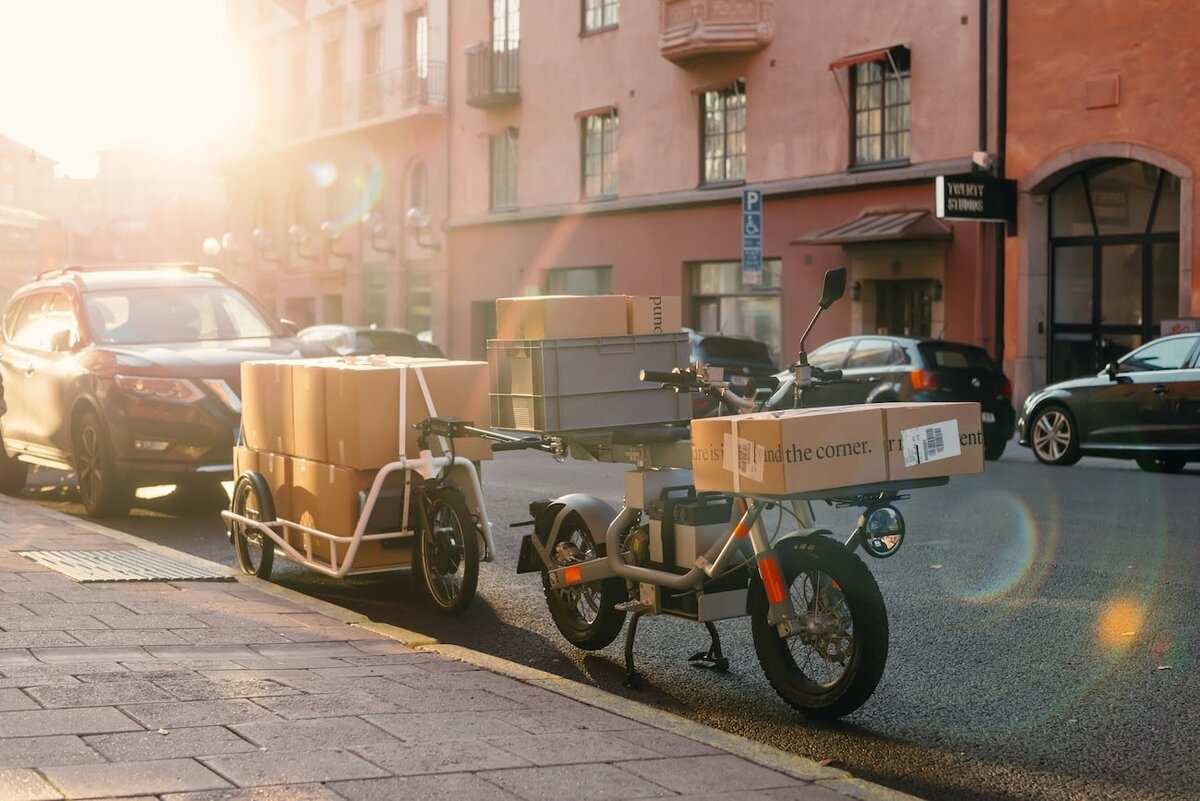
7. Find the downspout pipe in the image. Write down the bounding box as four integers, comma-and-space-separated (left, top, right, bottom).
994, 0, 1008, 366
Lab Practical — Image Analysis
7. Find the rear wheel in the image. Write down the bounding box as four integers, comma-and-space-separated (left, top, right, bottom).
984, 438, 1008, 461
751, 535, 888, 719
415, 484, 479, 616
1135, 455, 1186, 474
1029, 406, 1081, 466
73, 409, 132, 517
543, 512, 628, 650
230, 472, 275, 579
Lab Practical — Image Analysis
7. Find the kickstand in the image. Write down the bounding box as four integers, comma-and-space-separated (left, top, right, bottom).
688, 621, 730, 672
623, 610, 644, 689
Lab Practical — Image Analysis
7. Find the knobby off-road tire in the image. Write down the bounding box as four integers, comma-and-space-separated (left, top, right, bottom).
415, 484, 480, 616
543, 512, 628, 650
230, 472, 275, 579
750, 535, 889, 720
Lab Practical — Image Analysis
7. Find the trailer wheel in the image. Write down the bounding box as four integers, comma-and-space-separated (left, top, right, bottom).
230, 472, 275, 579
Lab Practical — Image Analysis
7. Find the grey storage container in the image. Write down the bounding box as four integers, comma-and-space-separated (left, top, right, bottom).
489, 332, 692, 432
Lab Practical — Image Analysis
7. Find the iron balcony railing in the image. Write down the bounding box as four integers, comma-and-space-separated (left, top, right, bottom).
465, 44, 520, 108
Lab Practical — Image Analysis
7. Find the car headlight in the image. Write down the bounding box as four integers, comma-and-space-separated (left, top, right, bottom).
115, 375, 205, 404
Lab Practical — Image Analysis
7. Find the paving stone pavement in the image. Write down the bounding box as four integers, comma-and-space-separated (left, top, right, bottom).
0, 496, 922, 801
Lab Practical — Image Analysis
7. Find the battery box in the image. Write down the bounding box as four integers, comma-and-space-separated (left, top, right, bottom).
646, 486, 734, 571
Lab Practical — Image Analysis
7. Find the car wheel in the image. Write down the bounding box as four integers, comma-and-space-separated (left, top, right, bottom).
1029, 405, 1081, 466
984, 438, 1008, 461
73, 409, 133, 517
1135, 456, 1186, 474
0, 431, 28, 496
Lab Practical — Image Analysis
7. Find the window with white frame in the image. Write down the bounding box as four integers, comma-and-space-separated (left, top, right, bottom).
489, 127, 519, 211
581, 109, 618, 199
851, 50, 910, 165
583, 0, 618, 32
701, 79, 746, 185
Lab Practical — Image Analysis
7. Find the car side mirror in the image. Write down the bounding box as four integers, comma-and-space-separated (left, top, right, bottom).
49, 329, 74, 353
1105, 361, 1132, 384
819, 267, 847, 310
279, 318, 299, 337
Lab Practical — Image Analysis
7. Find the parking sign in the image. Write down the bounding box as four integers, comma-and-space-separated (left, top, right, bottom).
742, 188, 762, 285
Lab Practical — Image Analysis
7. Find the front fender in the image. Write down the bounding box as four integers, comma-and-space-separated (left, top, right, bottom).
746, 528, 833, 614
527, 493, 618, 572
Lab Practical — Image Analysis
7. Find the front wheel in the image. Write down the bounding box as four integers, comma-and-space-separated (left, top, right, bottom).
542, 512, 628, 650
415, 484, 479, 616
230, 472, 275, 579
750, 535, 888, 720
73, 409, 133, 517
1135, 455, 1186, 474
1029, 405, 1082, 466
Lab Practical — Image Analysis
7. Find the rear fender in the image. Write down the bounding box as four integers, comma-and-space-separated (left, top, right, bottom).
527, 493, 617, 572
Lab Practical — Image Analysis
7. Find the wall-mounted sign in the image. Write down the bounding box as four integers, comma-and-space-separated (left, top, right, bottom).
742, 188, 763, 286
935, 173, 1017, 225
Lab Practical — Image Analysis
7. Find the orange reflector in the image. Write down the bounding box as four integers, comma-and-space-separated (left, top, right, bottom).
733, 522, 750, 539
758, 557, 787, 604
563, 565, 583, 585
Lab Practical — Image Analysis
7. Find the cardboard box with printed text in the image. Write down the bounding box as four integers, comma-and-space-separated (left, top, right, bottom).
690, 406, 889, 496
627, 296, 682, 336
496, 295, 629, 340
881, 402, 985, 481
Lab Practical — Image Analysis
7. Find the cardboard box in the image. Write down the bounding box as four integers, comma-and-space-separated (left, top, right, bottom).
881, 402, 985, 481
290, 457, 411, 569
233, 445, 258, 479
496, 295, 629, 340
324, 359, 492, 469
257, 451, 292, 523
690, 407, 889, 495
241, 361, 293, 454
291, 361, 329, 462
627, 296, 682, 335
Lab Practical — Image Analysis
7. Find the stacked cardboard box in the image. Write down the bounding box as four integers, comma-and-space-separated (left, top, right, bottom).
237, 355, 491, 569
489, 294, 690, 432
689, 402, 984, 496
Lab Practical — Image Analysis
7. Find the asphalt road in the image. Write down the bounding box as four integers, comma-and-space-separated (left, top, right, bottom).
19, 445, 1200, 801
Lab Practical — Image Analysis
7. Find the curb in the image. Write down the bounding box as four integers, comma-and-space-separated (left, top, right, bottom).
38, 501, 922, 801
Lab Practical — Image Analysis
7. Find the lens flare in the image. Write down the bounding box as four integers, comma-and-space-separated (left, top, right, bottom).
308, 161, 337, 189
1096, 598, 1144, 649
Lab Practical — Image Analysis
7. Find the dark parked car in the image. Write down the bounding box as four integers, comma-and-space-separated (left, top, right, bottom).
686, 329, 778, 417
297, 324, 445, 358
0, 263, 327, 516
792, 335, 1016, 460
1017, 332, 1200, 472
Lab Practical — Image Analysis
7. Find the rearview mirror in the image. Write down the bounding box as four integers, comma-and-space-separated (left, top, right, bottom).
49, 329, 74, 353
819, 267, 847, 310
279, 318, 299, 337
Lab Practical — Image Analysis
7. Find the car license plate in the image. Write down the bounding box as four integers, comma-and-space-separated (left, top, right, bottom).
981, 411, 995, 423
728, 375, 749, 387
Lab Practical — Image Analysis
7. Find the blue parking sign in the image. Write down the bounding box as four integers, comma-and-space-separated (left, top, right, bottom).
742, 188, 763, 285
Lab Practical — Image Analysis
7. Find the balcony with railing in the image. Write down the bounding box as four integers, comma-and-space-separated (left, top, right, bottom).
465, 44, 520, 109
658, 0, 774, 64
251, 61, 447, 151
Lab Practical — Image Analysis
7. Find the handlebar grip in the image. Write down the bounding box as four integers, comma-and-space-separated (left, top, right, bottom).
640, 369, 688, 385
492, 441, 535, 452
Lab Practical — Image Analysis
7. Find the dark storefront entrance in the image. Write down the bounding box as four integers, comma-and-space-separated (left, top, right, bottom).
1048, 160, 1180, 381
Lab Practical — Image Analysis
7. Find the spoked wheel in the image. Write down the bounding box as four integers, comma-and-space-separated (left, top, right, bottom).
1030, 406, 1082, 466
543, 512, 627, 650
230, 472, 275, 579
750, 535, 888, 720
415, 484, 479, 616
73, 409, 133, 517
1136, 455, 1186, 474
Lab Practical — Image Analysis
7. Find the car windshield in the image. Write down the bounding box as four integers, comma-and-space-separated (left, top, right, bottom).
85, 286, 277, 345
918, 342, 999, 371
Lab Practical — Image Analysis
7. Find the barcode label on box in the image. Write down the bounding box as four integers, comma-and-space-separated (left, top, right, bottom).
900, 420, 961, 466
723, 433, 765, 482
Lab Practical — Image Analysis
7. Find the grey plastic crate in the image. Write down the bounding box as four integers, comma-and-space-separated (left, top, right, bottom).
489, 332, 692, 432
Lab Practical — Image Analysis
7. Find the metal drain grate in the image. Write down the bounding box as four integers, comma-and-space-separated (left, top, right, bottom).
18, 550, 234, 583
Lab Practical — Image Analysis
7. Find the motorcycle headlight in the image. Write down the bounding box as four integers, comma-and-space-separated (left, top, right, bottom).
115, 375, 205, 404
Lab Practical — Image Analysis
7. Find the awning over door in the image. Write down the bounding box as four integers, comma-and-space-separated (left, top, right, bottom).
791, 210, 953, 246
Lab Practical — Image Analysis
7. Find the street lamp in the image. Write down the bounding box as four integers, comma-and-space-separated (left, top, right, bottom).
289, 224, 317, 261
406, 207, 441, 252
252, 228, 281, 263
320, 221, 352, 258
361, 212, 394, 255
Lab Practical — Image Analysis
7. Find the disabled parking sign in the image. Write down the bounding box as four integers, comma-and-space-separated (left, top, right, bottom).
742, 188, 762, 286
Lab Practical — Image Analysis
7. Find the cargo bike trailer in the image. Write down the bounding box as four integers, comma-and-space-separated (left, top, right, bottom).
221, 421, 497, 616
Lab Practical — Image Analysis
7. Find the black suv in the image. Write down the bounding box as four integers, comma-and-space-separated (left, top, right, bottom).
797, 335, 1016, 460
0, 263, 324, 516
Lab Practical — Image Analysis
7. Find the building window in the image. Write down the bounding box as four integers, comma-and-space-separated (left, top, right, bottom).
543, 266, 613, 295
321, 38, 344, 128
851, 51, 910, 165
583, 0, 618, 32
691, 260, 783, 365
701, 79, 746, 185
406, 269, 432, 334
489, 127, 519, 211
409, 161, 428, 217
493, 0, 520, 51
581, 109, 618, 199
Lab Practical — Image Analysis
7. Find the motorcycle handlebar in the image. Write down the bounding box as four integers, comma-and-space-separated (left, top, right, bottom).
639, 369, 697, 388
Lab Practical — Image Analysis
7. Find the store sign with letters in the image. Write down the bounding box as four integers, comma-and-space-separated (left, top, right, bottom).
935, 173, 1016, 224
